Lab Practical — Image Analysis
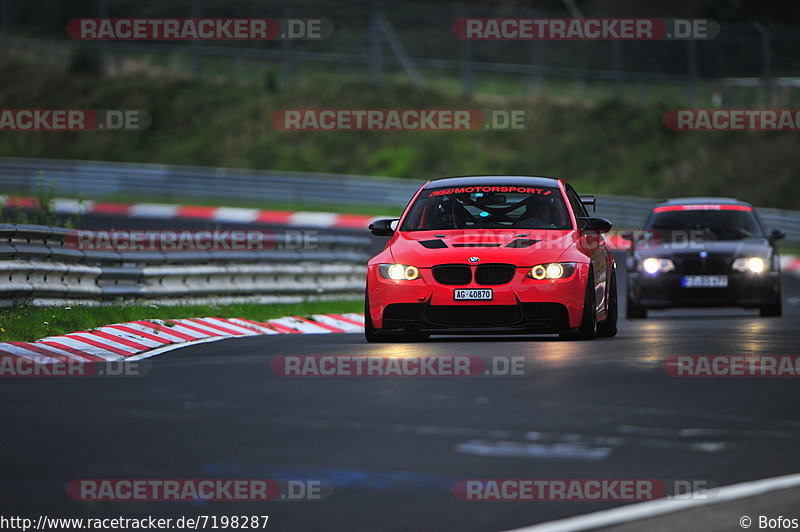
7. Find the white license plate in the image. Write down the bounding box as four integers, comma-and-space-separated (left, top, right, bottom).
682, 275, 729, 288
454, 289, 493, 300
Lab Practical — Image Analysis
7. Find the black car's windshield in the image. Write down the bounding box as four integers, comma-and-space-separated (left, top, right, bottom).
401, 185, 571, 231
645, 206, 764, 241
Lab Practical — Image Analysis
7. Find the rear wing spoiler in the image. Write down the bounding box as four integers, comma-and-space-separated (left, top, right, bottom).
579, 195, 596, 212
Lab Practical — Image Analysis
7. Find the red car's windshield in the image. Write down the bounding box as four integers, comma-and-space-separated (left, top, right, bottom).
401, 186, 571, 231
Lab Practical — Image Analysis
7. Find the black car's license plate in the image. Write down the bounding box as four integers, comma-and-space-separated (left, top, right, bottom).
681, 275, 729, 288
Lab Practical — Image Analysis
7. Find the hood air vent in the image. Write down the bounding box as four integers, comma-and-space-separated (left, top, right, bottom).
419, 239, 448, 249
506, 239, 540, 248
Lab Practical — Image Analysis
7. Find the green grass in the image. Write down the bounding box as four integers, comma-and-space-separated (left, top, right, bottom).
1, 53, 799, 211
0, 300, 362, 342
780, 242, 800, 257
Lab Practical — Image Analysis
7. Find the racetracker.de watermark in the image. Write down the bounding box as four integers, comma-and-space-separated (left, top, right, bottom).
453, 479, 718, 501
0, 109, 150, 131
665, 356, 800, 377
65, 230, 320, 251
271, 109, 527, 131
66, 18, 333, 40
67, 479, 330, 501
0, 357, 150, 378
271, 355, 525, 377
664, 109, 800, 131
452, 18, 718, 40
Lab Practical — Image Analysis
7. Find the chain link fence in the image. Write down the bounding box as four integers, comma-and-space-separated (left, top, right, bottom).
3, 0, 800, 106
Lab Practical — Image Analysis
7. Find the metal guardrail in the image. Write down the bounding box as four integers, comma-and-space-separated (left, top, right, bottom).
0, 224, 369, 302
1, 157, 799, 242
0, 157, 423, 208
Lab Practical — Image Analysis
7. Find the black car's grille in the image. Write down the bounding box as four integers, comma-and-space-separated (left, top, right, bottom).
432, 264, 472, 285
425, 305, 522, 326
679, 287, 729, 299
674, 253, 732, 274
475, 264, 516, 285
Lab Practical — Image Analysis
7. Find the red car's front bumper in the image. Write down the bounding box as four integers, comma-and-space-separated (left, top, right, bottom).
366, 263, 590, 334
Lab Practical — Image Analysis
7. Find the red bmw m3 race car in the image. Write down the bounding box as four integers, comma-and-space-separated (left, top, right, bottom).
365, 176, 618, 342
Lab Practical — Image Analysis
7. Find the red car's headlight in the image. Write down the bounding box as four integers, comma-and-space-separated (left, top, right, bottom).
527, 262, 577, 280
379, 263, 421, 280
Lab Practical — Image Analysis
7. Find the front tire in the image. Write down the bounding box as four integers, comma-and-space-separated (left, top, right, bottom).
560, 269, 597, 341
597, 269, 618, 337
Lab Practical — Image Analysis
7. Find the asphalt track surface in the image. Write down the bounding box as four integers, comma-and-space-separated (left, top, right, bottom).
2, 212, 800, 531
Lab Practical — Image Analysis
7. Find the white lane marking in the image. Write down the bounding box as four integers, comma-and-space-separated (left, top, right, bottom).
268, 316, 333, 334
455, 439, 612, 461
288, 212, 338, 227
620, 424, 800, 441
689, 441, 727, 452
678, 428, 724, 437
211, 207, 260, 223
502, 472, 800, 532
618, 425, 673, 436
35, 337, 125, 361
128, 203, 180, 218
311, 314, 364, 332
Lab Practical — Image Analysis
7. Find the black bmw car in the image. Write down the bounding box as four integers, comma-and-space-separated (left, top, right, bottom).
625, 197, 784, 318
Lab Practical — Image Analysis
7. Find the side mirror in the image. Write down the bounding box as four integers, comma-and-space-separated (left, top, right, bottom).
369, 218, 399, 237
770, 229, 786, 242
578, 217, 613, 234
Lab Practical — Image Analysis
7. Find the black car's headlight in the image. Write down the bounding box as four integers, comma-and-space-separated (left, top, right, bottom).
732, 257, 767, 274
641, 258, 675, 274
379, 263, 421, 280
527, 262, 576, 280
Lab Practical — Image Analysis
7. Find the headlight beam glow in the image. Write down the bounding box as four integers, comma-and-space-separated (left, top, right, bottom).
379, 263, 421, 281
528, 262, 575, 280
732, 257, 767, 274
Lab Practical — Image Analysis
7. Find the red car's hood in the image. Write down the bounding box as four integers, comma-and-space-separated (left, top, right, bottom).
389, 229, 576, 267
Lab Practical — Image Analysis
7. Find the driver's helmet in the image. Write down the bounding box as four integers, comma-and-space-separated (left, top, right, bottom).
524, 196, 552, 223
